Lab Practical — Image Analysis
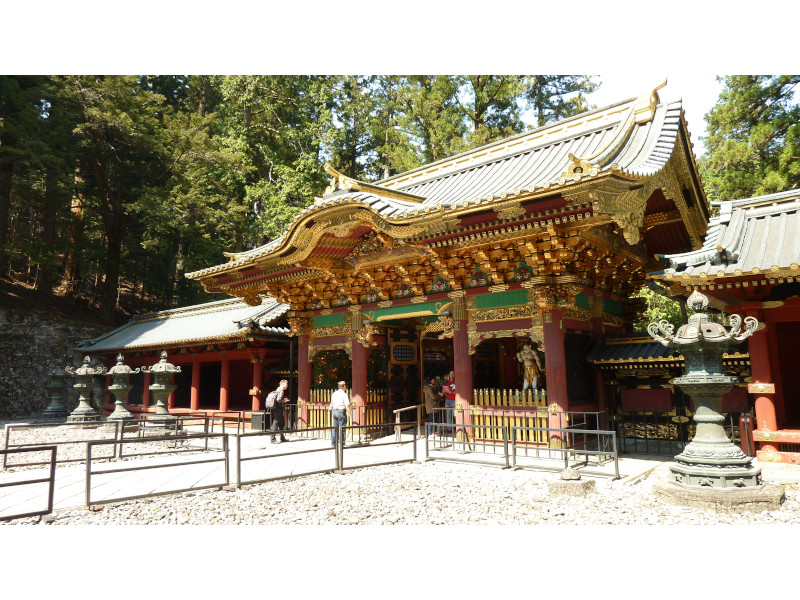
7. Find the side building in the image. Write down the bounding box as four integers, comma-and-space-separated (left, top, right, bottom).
77, 297, 293, 417
185, 85, 710, 441
651, 188, 800, 464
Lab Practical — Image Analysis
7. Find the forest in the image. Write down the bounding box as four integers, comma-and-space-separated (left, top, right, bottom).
0, 75, 797, 324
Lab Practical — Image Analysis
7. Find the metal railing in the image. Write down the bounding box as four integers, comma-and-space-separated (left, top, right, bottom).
613, 410, 744, 456
235, 421, 417, 487
0, 446, 57, 521
510, 426, 619, 479
424, 420, 620, 479
209, 411, 246, 435
393, 404, 425, 442
85, 433, 229, 508
3, 421, 123, 469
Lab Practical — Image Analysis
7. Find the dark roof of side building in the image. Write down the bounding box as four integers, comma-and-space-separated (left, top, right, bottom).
78, 297, 289, 353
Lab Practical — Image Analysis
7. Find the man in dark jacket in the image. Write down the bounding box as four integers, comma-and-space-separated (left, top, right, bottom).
266, 379, 289, 444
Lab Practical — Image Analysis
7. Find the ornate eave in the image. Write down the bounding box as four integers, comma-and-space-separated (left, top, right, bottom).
187, 85, 709, 314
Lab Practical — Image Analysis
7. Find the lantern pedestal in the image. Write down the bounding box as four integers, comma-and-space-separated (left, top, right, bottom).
37, 371, 69, 423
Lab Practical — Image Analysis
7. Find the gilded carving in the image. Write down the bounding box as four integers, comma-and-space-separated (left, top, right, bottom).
473, 305, 539, 322
748, 383, 775, 394
309, 342, 352, 362
287, 317, 309, 337
312, 324, 351, 337
497, 204, 526, 221
755, 431, 778, 442
758, 452, 783, 463
355, 323, 380, 348
561, 306, 592, 322
421, 315, 455, 340
468, 325, 544, 354
602, 312, 625, 327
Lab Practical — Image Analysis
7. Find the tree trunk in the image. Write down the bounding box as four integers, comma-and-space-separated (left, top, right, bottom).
62, 178, 84, 298
0, 160, 14, 275
102, 224, 123, 323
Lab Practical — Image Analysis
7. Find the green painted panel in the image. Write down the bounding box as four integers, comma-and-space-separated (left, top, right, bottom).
575, 293, 590, 308
363, 300, 450, 321
475, 290, 530, 309
603, 298, 624, 315
312, 313, 346, 327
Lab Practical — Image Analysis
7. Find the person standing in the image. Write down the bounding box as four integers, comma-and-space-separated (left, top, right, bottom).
266, 379, 289, 444
329, 381, 349, 447
423, 378, 440, 437
443, 370, 456, 436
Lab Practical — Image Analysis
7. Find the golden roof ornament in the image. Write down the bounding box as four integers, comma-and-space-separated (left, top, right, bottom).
324, 163, 362, 196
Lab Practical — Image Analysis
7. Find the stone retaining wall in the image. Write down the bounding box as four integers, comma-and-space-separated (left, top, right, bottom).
0, 307, 107, 419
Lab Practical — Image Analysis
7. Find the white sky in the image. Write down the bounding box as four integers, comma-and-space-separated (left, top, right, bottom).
584, 75, 725, 157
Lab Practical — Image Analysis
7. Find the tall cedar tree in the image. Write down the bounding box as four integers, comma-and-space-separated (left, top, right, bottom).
701, 75, 800, 201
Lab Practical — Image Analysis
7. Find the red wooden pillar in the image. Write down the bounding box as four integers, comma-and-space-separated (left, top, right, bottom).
190, 357, 200, 411
591, 293, 606, 425
297, 334, 311, 428
220, 355, 230, 412
142, 372, 151, 410
452, 296, 473, 440
503, 338, 518, 389
747, 311, 778, 455
543, 308, 568, 445
351, 338, 368, 429
766, 322, 787, 424
251, 357, 264, 412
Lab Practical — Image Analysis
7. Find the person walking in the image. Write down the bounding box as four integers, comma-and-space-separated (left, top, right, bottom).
266, 379, 289, 444
443, 370, 456, 436
423, 378, 440, 437
329, 381, 349, 447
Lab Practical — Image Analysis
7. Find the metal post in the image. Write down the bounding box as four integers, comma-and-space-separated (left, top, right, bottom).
85, 441, 92, 507
503, 425, 510, 469
47, 447, 56, 515
334, 427, 340, 471
3, 426, 12, 469
512, 429, 517, 468
413, 423, 418, 462
236, 434, 241, 489
223, 435, 230, 488
337, 426, 345, 471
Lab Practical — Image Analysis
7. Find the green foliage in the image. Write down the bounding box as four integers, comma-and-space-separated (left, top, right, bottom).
0, 74, 606, 321
632, 286, 684, 332
701, 75, 800, 201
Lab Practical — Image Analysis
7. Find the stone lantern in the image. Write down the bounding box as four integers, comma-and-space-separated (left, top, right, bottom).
647, 290, 783, 509
65, 356, 107, 424
37, 367, 69, 423
141, 351, 181, 427
106, 354, 139, 423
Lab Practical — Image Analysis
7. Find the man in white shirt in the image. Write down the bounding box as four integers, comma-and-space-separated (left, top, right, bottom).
329, 381, 349, 447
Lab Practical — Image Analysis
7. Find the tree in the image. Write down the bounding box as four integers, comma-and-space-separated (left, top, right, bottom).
524, 76, 600, 127
455, 76, 526, 148
701, 75, 800, 201
633, 285, 684, 332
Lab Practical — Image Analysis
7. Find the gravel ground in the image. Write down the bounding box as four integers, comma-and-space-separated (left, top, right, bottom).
3, 460, 799, 526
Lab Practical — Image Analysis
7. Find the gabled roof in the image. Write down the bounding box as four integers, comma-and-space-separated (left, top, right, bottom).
187, 84, 701, 281
78, 297, 290, 353
586, 334, 680, 364
653, 188, 800, 281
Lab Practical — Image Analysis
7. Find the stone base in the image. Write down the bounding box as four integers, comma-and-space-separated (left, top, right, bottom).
652, 480, 785, 512
36, 406, 68, 423
547, 479, 596, 497
66, 413, 101, 424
